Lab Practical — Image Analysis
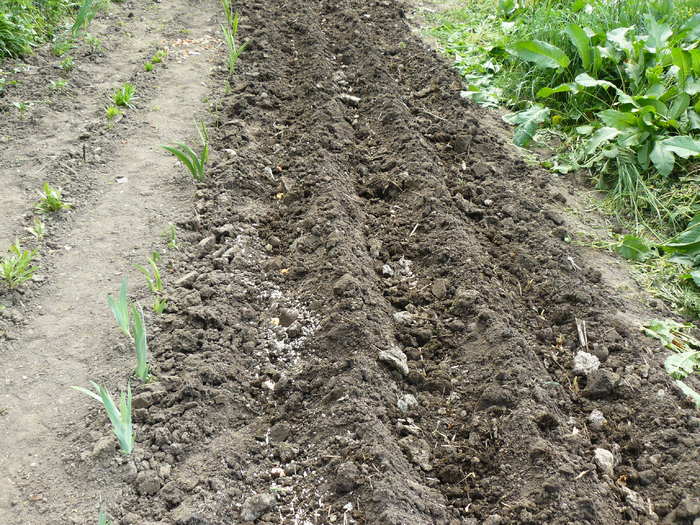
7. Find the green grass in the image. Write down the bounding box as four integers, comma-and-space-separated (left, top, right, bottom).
105, 105, 121, 120
220, 5, 248, 76
161, 121, 209, 181
426, 0, 700, 317
107, 277, 131, 337
112, 82, 136, 109
0, 0, 72, 58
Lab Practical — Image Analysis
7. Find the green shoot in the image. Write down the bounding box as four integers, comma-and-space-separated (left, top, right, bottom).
36, 182, 71, 213
144, 61, 154, 72
71, 0, 101, 38
52, 40, 75, 57
72, 382, 134, 454
161, 121, 209, 181
221, 11, 248, 76
1, 241, 37, 289
85, 34, 103, 53
107, 277, 131, 337
135, 252, 163, 293
98, 510, 111, 525
59, 56, 74, 72
12, 101, 30, 116
112, 83, 135, 109
162, 223, 178, 250
130, 304, 150, 382
50, 78, 68, 90
27, 217, 46, 240
151, 49, 167, 64
153, 297, 167, 314
105, 105, 121, 120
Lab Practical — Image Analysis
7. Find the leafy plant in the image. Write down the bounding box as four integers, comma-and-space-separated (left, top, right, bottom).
221, 10, 248, 76
59, 56, 74, 72
105, 105, 121, 120
50, 78, 68, 90
28, 217, 46, 240
151, 49, 167, 64
643, 318, 700, 406
136, 252, 163, 293
12, 101, 30, 116
52, 39, 75, 57
1, 241, 37, 289
130, 304, 150, 381
85, 34, 102, 53
161, 121, 209, 181
143, 61, 153, 72
162, 223, 178, 250
153, 297, 167, 314
71, 0, 103, 38
112, 83, 136, 109
107, 277, 131, 337
36, 182, 71, 213
72, 382, 134, 454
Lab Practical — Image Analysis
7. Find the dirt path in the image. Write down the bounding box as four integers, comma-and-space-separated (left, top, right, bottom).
0, 1, 219, 522
2, 0, 699, 523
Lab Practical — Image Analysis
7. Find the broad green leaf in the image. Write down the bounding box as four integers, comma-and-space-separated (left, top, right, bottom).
585, 126, 619, 154
650, 140, 676, 176
662, 221, 700, 249
503, 104, 550, 146
574, 72, 617, 90
669, 93, 690, 120
658, 135, 700, 158
675, 380, 700, 407
606, 26, 633, 53
598, 109, 638, 129
689, 110, 700, 130
536, 83, 576, 98
643, 15, 672, 52
664, 351, 700, 379
565, 24, 593, 71
643, 318, 691, 348
692, 49, 700, 76
507, 40, 570, 69
616, 234, 655, 261
679, 13, 700, 42
672, 48, 692, 89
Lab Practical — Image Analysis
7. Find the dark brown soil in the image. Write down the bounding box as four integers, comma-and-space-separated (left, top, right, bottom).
5, 0, 699, 523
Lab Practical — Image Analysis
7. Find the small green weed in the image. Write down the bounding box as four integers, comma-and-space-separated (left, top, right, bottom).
52, 39, 75, 57
12, 101, 31, 116
71, 0, 103, 38
136, 252, 163, 293
144, 61, 154, 72
162, 223, 178, 250
50, 78, 68, 90
112, 83, 136, 109
161, 121, 209, 182
98, 510, 111, 525
153, 297, 167, 314
220, 9, 248, 76
1, 241, 37, 289
28, 217, 46, 241
85, 34, 103, 53
36, 182, 71, 213
72, 382, 134, 454
107, 277, 131, 337
151, 49, 167, 64
105, 105, 121, 120
59, 56, 74, 72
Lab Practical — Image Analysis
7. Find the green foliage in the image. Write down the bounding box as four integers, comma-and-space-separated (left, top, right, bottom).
144, 61, 153, 72
107, 277, 131, 337
503, 104, 550, 146
28, 216, 46, 240
130, 304, 149, 381
105, 105, 121, 120
221, 8, 248, 76
36, 182, 71, 213
153, 297, 167, 314
161, 121, 209, 181
151, 49, 167, 64
112, 83, 136, 109
98, 510, 111, 525
72, 382, 134, 454
0, 0, 72, 58
59, 56, 74, 71
617, 234, 655, 261
71, 0, 103, 38
135, 252, 163, 293
1, 240, 37, 289
643, 318, 700, 406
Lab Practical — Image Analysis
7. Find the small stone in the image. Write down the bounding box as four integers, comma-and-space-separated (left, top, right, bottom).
159, 463, 172, 479
431, 279, 448, 299
393, 311, 412, 325
278, 308, 298, 327
397, 394, 418, 413
593, 447, 615, 477
334, 462, 360, 494
573, 351, 600, 376
91, 436, 115, 458
583, 369, 619, 399
136, 470, 161, 496
332, 274, 358, 296
240, 493, 276, 521
269, 422, 291, 442
175, 271, 198, 288
378, 346, 409, 376
338, 94, 361, 106
587, 409, 606, 431
132, 392, 156, 409
382, 264, 394, 277
198, 235, 216, 251
270, 467, 285, 478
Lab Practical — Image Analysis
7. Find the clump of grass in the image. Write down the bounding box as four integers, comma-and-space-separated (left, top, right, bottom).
153, 297, 167, 314
105, 105, 121, 120
161, 121, 209, 181
36, 182, 71, 213
220, 3, 248, 76
1, 241, 38, 289
72, 382, 134, 454
27, 217, 46, 241
50, 78, 69, 90
144, 61, 154, 72
59, 56, 74, 72
136, 252, 163, 293
112, 83, 136, 109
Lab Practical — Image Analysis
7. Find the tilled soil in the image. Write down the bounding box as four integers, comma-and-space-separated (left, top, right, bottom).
59, 0, 699, 523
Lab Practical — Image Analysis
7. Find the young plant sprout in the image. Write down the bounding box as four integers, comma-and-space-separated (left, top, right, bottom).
161, 121, 209, 181
1, 241, 38, 288
72, 381, 134, 454
107, 277, 131, 337
130, 304, 150, 382
36, 182, 71, 213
